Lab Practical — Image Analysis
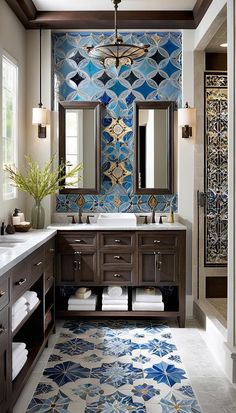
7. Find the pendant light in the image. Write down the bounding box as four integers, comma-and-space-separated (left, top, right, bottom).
32, 28, 50, 139
86, 0, 149, 68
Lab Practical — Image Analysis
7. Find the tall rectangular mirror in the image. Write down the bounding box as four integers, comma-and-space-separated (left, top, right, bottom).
59, 101, 101, 194
134, 101, 174, 194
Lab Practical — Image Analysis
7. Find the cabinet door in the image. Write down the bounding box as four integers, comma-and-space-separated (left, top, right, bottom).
0, 307, 9, 413
57, 252, 97, 285
139, 250, 178, 285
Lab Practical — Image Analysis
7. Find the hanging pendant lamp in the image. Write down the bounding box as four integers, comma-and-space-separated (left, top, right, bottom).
86, 0, 149, 68
32, 28, 50, 138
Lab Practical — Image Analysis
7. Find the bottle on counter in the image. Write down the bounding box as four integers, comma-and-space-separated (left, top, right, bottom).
167, 203, 174, 224
12, 208, 21, 225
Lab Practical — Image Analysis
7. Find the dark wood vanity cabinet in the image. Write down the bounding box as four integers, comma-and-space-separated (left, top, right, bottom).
56, 229, 186, 326
0, 273, 10, 413
57, 232, 98, 285
0, 236, 56, 413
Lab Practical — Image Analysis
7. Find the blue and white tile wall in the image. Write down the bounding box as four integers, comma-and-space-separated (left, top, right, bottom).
53, 32, 182, 213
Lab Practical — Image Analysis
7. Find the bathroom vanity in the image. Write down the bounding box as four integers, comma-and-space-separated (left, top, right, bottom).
52, 218, 186, 328
0, 230, 56, 413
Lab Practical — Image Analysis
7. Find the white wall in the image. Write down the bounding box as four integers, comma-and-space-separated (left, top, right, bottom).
25, 30, 53, 226
0, 1, 26, 224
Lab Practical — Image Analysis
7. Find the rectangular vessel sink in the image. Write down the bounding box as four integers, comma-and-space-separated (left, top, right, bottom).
97, 213, 137, 227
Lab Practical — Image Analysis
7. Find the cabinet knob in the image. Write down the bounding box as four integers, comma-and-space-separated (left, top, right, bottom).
114, 255, 121, 260
47, 276, 53, 281
16, 278, 26, 285
0, 290, 6, 297
114, 239, 121, 243
35, 261, 43, 267
75, 239, 82, 243
0, 326, 7, 335
49, 248, 55, 252
113, 273, 121, 278
154, 240, 160, 243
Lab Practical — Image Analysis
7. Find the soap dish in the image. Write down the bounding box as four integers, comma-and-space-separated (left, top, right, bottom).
14, 223, 31, 232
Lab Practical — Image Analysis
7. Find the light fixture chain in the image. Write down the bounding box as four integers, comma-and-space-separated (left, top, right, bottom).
39, 27, 42, 108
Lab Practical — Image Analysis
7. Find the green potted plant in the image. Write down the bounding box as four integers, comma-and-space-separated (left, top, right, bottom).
4, 155, 82, 229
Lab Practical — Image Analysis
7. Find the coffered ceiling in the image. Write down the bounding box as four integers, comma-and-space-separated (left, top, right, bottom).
6, 0, 213, 30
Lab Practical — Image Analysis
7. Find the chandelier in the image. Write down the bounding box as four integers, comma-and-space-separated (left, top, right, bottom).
86, 0, 149, 68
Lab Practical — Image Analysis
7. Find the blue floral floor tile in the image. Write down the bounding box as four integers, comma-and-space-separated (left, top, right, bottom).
26, 320, 202, 413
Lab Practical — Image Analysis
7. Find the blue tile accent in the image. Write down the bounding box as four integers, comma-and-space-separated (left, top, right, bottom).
52, 32, 182, 213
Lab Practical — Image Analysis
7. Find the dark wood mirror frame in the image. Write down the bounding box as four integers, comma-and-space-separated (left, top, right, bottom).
59, 101, 101, 194
134, 101, 174, 195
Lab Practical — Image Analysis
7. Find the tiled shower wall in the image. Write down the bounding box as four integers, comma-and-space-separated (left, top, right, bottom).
53, 32, 182, 213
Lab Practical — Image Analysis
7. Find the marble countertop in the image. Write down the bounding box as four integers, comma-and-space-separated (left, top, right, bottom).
47, 222, 187, 231
0, 229, 57, 277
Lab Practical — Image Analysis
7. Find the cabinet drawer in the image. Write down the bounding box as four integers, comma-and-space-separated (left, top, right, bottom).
100, 233, 134, 249
57, 232, 97, 250
30, 247, 45, 279
0, 275, 9, 311
45, 261, 54, 293
101, 269, 134, 284
138, 233, 178, 248
12, 260, 30, 302
101, 252, 133, 265
44, 238, 55, 259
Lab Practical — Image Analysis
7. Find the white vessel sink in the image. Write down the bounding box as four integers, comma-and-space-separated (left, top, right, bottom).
97, 213, 137, 227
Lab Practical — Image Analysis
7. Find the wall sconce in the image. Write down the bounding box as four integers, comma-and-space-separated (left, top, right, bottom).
178, 102, 196, 138
32, 28, 50, 139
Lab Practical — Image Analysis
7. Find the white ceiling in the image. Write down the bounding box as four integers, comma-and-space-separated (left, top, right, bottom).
33, 0, 197, 11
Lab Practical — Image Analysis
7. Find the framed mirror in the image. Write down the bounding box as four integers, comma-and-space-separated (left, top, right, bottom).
59, 101, 101, 194
134, 101, 174, 194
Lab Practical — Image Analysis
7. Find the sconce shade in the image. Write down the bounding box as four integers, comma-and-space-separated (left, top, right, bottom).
32, 107, 48, 125
178, 107, 196, 127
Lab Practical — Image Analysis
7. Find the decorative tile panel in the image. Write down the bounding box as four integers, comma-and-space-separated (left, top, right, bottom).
52, 32, 182, 212
204, 73, 228, 266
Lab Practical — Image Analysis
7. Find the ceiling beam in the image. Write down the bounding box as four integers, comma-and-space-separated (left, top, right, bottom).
5, 0, 213, 30
31, 10, 195, 30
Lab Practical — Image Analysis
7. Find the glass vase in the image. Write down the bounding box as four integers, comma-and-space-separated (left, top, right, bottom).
31, 201, 45, 229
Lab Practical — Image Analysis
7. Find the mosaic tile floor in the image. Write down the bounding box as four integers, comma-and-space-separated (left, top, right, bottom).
26, 320, 202, 413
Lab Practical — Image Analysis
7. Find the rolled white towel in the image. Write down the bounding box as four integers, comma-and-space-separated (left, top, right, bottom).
68, 304, 96, 311
102, 299, 128, 305
23, 290, 38, 304
12, 303, 27, 317
103, 288, 127, 301
68, 294, 97, 305
12, 348, 28, 367
132, 302, 164, 311
12, 354, 28, 380
102, 304, 128, 311
27, 297, 40, 311
107, 286, 123, 298
12, 309, 28, 331
135, 288, 163, 303
12, 342, 26, 360
12, 297, 27, 313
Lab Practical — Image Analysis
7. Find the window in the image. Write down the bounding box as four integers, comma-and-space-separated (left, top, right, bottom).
2, 54, 18, 200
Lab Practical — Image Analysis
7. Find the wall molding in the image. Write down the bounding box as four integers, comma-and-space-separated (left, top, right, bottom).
6, 0, 213, 30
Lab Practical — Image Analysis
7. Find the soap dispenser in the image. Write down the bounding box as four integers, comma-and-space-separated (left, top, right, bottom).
12, 208, 21, 225
167, 203, 174, 224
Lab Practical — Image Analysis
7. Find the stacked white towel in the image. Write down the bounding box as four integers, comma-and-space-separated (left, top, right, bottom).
12, 342, 28, 380
102, 287, 128, 311
12, 297, 28, 331
22, 290, 39, 311
68, 294, 97, 311
132, 288, 164, 311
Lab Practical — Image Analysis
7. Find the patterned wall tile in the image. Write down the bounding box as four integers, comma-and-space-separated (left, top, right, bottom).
52, 31, 182, 212
204, 73, 228, 266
